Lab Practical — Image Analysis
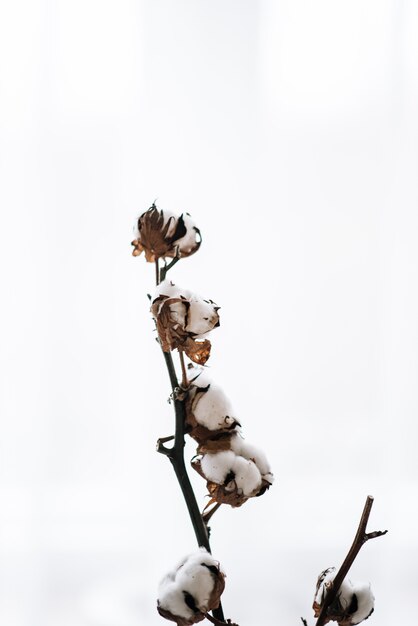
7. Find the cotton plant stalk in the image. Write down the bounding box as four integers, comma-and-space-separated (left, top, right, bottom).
132, 203, 274, 625
132, 204, 387, 626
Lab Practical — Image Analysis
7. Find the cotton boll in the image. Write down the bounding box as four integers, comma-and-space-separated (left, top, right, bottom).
200, 451, 236, 484
350, 583, 374, 624
157, 549, 225, 625
313, 568, 375, 626
231, 456, 262, 496
193, 383, 239, 431
151, 281, 218, 365
186, 299, 220, 337
132, 204, 201, 261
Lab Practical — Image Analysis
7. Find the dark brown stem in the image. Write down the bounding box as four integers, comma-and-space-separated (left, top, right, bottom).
155, 258, 160, 285
315, 495, 388, 626
301, 619, 308, 626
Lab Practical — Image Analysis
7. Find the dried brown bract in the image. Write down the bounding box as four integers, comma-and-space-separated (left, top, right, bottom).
132, 203, 201, 262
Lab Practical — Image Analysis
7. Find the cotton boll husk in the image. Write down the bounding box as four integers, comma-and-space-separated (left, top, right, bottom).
200, 450, 236, 484
350, 583, 375, 625
229, 434, 272, 478
160, 209, 179, 237
231, 456, 262, 496
133, 207, 177, 239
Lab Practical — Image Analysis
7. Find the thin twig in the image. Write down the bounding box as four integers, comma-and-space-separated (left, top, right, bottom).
301, 619, 308, 626
203, 501, 222, 525
160, 255, 180, 282
315, 495, 388, 626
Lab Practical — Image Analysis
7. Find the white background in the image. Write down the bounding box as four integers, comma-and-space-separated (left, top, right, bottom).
1, 1, 418, 625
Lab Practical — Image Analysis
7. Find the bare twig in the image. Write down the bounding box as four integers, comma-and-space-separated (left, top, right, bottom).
301, 619, 308, 626
315, 495, 388, 626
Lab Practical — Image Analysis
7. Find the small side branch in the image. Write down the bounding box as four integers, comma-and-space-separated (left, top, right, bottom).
156, 435, 174, 455
204, 612, 239, 626
160, 255, 180, 282
315, 495, 388, 626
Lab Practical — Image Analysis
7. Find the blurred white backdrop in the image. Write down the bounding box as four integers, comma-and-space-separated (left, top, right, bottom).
0, 1, 417, 625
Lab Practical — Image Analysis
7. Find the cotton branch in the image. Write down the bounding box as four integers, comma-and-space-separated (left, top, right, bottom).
314, 495, 387, 626
154, 257, 226, 624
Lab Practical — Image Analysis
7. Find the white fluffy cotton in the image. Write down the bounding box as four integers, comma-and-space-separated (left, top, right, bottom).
188, 368, 240, 431
200, 451, 237, 484
229, 433, 273, 483
154, 279, 192, 301
173, 213, 201, 255
231, 456, 262, 495
158, 548, 223, 619
350, 583, 375, 625
186, 299, 219, 336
